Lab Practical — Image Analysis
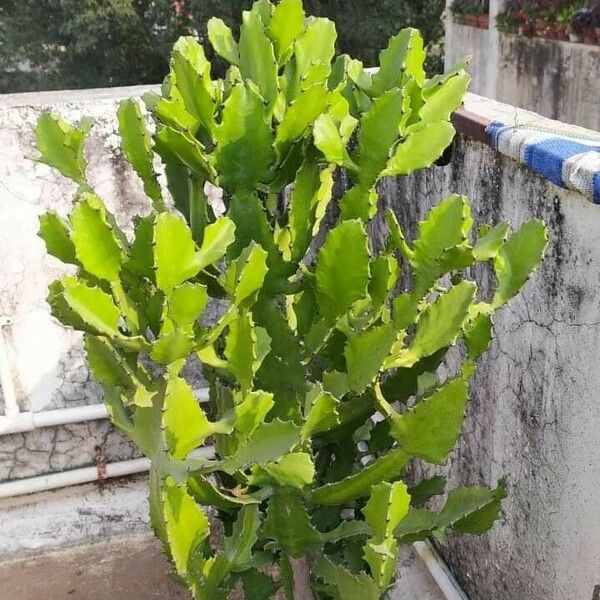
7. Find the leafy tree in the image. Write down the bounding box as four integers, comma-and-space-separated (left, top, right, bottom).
0, 0, 187, 92
0, 0, 444, 93
35, 1, 546, 598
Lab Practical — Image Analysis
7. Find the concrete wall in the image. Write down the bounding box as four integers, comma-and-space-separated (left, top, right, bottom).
445, 2, 600, 130
497, 36, 600, 131
0, 86, 155, 483
445, 23, 492, 97
382, 136, 600, 600
1, 86, 600, 600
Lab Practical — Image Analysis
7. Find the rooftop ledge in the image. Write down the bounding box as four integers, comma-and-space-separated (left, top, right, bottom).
455, 93, 600, 204
1, 84, 599, 203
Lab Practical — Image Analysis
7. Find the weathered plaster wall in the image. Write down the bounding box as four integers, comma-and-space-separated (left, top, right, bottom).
497, 36, 600, 131
1, 85, 600, 600
0, 86, 158, 481
444, 23, 491, 96
445, 8, 600, 130
381, 136, 600, 600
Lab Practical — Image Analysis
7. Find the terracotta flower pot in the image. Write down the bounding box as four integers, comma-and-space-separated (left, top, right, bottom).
555, 25, 569, 40
595, 27, 600, 39
534, 18, 547, 36
477, 14, 489, 29
519, 22, 534, 36
582, 28, 597, 44
569, 31, 583, 42
465, 14, 479, 27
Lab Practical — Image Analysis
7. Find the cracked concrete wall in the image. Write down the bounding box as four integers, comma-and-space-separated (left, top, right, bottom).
373, 136, 600, 600
445, 19, 600, 130
0, 86, 159, 481
1, 86, 600, 600
0, 86, 222, 485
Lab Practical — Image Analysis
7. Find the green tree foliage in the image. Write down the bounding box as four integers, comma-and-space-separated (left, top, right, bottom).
0, 0, 182, 91
36, 2, 547, 598
0, 0, 444, 93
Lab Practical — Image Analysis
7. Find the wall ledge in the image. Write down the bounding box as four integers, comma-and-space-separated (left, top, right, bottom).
0, 84, 158, 110
454, 93, 600, 203
1, 83, 598, 203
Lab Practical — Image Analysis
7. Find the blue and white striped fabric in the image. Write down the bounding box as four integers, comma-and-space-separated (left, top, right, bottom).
487, 121, 600, 204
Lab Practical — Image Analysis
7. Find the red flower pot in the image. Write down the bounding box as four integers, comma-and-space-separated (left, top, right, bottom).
555, 25, 569, 40
519, 22, 534, 36
582, 28, 598, 44
465, 14, 479, 27
477, 14, 490, 29
534, 18, 547, 36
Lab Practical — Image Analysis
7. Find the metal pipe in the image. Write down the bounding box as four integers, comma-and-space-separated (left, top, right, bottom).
413, 539, 470, 600
0, 446, 215, 500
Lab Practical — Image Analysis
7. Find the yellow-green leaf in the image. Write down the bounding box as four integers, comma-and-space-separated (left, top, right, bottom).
315, 220, 370, 322
163, 377, 227, 459
61, 278, 121, 337
215, 83, 275, 193
163, 478, 210, 577
493, 220, 548, 307
70, 194, 124, 281
207, 18, 239, 65
391, 377, 468, 464
239, 9, 278, 105
117, 99, 163, 210
38, 212, 77, 265
384, 121, 455, 177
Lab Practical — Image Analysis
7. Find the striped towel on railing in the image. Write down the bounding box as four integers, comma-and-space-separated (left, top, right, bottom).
487, 121, 600, 204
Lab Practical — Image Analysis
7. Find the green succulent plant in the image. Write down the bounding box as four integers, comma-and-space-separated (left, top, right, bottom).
35, 1, 547, 598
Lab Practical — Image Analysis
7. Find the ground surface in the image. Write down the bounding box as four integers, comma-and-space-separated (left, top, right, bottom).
0, 535, 445, 600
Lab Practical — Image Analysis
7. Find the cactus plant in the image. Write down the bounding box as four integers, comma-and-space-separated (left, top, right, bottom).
35, 1, 547, 598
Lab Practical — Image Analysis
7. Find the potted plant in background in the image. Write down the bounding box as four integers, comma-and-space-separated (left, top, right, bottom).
555, 5, 575, 39
497, 0, 526, 34
476, 0, 490, 28
570, 6, 594, 41
514, 1, 535, 35
451, 0, 467, 23
587, 0, 600, 39
464, 2, 480, 26
496, 9, 520, 33
531, 0, 551, 36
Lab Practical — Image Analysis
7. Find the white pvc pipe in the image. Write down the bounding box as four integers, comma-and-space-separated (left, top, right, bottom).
0, 388, 209, 436
0, 317, 19, 419
413, 539, 470, 600
0, 404, 108, 435
0, 446, 215, 499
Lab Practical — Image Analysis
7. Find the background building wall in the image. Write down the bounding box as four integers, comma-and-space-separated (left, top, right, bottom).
445, 0, 600, 130
1, 86, 600, 600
